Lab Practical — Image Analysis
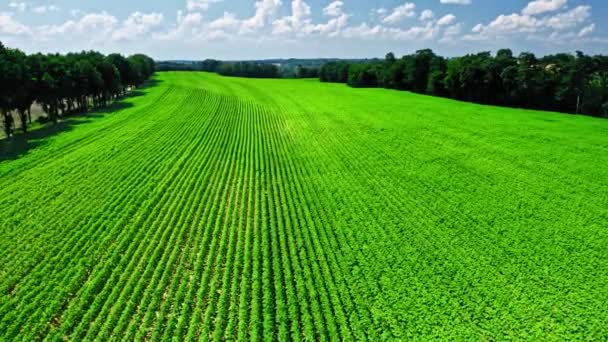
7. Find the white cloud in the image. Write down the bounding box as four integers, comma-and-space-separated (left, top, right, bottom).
32, 5, 60, 14
389, 22, 438, 40
541, 5, 590, 30
323, 1, 344, 17
382, 2, 416, 24
440, 23, 462, 43
310, 13, 348, 35
419, 10, 434, 21
155, 10, 203, 40
241, 0, 282, 32
271, 0, 312, 34
440, 0, 471, 4
37, 11, 119, 42
578, 23, 595, 37
474, 13, 538, 35
186, 0, 223, 12
208, 12, 239, 30
112, 12, 163, 42
1, 0, 600, 57
342, 17, 462, 42
272, 0, 348, 36
522, 0, 567, 16
342, 23, 382, 39
465, 3, 594, 44
444, 23, 462, 36
0, 12, 30, 35
437, 14, 456, 26
8, 2, 26, 12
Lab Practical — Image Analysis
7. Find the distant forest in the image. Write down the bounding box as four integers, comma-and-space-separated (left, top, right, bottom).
0, 42, 155, 138
321, 49, 608, 118
156, 59, 321, 79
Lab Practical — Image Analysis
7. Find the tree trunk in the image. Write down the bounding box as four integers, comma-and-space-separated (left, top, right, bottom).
18, 109, 28, 133
27, 107, 32, 124
50, 104, 58, 124
2, 109, 13, 138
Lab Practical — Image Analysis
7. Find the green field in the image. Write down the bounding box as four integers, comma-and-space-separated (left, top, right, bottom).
1, 71, 607, 340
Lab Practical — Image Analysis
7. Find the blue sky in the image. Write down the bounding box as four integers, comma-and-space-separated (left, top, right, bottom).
1, 0, 606, 59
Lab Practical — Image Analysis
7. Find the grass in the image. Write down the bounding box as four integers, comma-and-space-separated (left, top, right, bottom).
1, 71, 607, 340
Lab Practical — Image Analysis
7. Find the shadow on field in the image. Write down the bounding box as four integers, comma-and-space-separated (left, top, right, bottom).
0, 101, 136, 161
0, 80, 161, 161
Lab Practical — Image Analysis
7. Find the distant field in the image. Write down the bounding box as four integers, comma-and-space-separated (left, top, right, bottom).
1, 72, 607, 340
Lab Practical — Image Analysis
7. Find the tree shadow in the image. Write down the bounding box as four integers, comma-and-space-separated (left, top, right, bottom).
0, 91, 143, 161
139, 78, 162, 90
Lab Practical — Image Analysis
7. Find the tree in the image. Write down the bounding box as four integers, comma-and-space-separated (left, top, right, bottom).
107, 54, 131, 95
320, 62, 350, 83
385, 52, 396, 64
0, 45, 31, 136
412, 49, 437, 94
317, 49, 608, 118
217, 62, 280, 78
12, 50, 32, 133
0, 41, 155, 138
347, 64, 379, 88
0, 42, 14, 137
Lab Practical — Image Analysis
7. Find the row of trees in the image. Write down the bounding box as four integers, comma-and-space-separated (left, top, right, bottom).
294, 65, 319, 78
155, 59, 222, 72
320, 49, 608, 118
217, 62, 280, 78
0, 41, 155, 138
157, 60, 280, 78
157, 59, 320, 79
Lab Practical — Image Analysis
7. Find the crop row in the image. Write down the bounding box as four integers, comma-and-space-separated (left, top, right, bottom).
1, 81, 362, 340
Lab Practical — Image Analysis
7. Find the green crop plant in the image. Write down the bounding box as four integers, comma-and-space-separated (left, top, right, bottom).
1, 72, 607, 340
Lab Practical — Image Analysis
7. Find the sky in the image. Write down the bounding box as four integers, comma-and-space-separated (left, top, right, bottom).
0, 0, 607, 60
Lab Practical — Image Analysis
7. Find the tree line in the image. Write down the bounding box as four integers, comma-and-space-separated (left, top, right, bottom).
157, 59, 320, 79
0, 41, 155, 138
217, 62, 280, 78
320, 49, 608, 118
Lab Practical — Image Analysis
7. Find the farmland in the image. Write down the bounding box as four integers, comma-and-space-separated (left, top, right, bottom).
1, 71, 608, 340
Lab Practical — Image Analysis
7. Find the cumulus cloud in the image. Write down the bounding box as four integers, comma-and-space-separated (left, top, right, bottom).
208, 12, 239, 30
436, 14, 456, 26
272, 0, 348, 36
186, 0, 223, 12
465, 2, 595, 44
578, 23, 595, 37
440, 23, 462, 43
8, 2, 26, 12
155, 10, 203, 40
542, 5, 590, 30
0, 0, 601, 56
382, 2, 416, 24
0, 12, 31, 35
419, 10, 434, 21
323, 1, 344, 17
32, 5, 60, 14
440, 0, 471, 4
272, 0, 312, 34
37, 11, 118, 41
241, 0, 282, 32
112, 12, 164, 42
522, 0, 567, 16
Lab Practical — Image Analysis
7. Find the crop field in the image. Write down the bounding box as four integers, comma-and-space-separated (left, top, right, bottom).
1, 71, 608, 340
